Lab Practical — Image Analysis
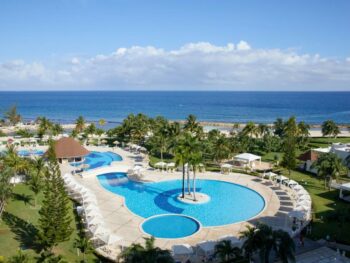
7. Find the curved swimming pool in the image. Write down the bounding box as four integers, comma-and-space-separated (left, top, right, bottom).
97, 173, 265, 230
72, 151, 122, 170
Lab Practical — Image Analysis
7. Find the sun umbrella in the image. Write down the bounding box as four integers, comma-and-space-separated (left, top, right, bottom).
113, 140, 119, 145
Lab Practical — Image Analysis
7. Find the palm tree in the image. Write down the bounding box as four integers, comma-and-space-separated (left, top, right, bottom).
2, 145, 29, 177
184, 114, 203, 137
51, 123, 64, 136
211, 135, 231, 164
214, 240, 243, 263
311, 152, 346, 189
36, 117, 53, 138
27, 157, 46, 207
321, 120, 340, 139
0, 166, 14, 218
98, 118, 106, 127
75, 116, 86, 133
273, 230, 295, 263
74, 236, 93, 262
239, 225, 259, 262
257, 123, 270, 137
273, 118, 285, 138
4, 105, 21, 125
242, 121, 258, 137
174, 136, 190, 199
187, 136, 203, 201
7, 250, 30, 263
120, 237, 174, 263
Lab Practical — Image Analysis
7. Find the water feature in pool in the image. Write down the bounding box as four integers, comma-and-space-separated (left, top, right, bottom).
71, 151, 122, 170
97, 172, 265, 227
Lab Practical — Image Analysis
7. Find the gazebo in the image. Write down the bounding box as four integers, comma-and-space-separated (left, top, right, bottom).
233, 153, 261, 168
50, 137, 90, 164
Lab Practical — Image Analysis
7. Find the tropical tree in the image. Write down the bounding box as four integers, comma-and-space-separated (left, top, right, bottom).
37, 117, 53, 138
174, 136, 190, 199
241, 122, 258, 138
240, 223, 295, 263
75, 116, 86, 134
7, 250, 30, 263
74, 236, 93, 262
273, 230, 296, 263
311, 152, 346, 189
15, 128, 34, 138
183, 114, 203, 137
37, 145, 72, 251
257, 123, 271, 137
119, 237, 174, 263
98, 119, 106, 127
2, 145, 29, 177
297, 121, 310, 148
27, 158, 46, 207
211, 134, 231, 164
0, 166, 14, 218
321, 120, 340, 138
51, 123, 64, 136
281, 117, 298, 179
4, 105, 21, 125
214, 240, 243, 263
187, 136, 203, 201
273, 118, 285, 138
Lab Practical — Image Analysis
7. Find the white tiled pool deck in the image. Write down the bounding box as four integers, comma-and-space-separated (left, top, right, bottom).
60, 146, 294, 250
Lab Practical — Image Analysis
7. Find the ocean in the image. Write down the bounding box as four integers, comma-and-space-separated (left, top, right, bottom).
0, 91, 349, 126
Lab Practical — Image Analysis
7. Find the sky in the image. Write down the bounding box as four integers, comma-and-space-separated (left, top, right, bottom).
0, 0, 349, 91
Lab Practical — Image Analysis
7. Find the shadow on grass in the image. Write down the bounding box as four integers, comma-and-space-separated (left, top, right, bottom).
11, 193, 33, 206
2, 211, 42, 252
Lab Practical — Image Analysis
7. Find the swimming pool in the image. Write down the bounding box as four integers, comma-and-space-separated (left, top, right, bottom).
72, 151, 122, 170
17, 149, 44, 157
98, 173, 265, 237
142, 214, 201, 239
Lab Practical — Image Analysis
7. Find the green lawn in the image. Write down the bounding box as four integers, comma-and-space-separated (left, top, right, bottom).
308, 137, 350, 148
0, 184, 100, 261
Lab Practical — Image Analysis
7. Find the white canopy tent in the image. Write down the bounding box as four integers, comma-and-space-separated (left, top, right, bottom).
339, 183, 350, 202
234, 153, 261, 167
220, 163, 233, 174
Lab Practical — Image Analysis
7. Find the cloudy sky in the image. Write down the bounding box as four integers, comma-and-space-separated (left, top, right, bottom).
0, 0, 349, 91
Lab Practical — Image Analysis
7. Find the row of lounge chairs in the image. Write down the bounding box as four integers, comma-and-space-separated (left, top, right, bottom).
62, 173, 123, 260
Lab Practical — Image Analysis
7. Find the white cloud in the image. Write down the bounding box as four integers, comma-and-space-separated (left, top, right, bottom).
0, 41, 349, 90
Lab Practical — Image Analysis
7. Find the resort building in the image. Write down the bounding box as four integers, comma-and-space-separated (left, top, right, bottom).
299, 143, 350, 174
51, 137, 90, 164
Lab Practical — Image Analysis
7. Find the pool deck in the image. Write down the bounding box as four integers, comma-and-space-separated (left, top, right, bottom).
60, 146, 295, 251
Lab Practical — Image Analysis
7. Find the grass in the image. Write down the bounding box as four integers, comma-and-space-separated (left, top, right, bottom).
308, 137, 350, 148
0, 183, 100, 261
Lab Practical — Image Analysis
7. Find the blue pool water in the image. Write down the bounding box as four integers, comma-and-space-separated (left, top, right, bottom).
17, 149, 44, 157
142, 214, 201, 239
98, 173, 265, 227
72, 151, 122, 169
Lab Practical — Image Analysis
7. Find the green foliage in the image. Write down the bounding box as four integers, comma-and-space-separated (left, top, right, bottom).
214, 240, 244, 263
6, 250, 30, 263
37, 156, 72, 251
120, 237, 174, 263
321, 120, 340, 138
4, 105, 21, 125
74, 116, 86, 134
240, 223, 295, 263
0, 166, 14, 218
281, 117, 298, 177
15, 128, 34, 138
311, 152, 347, 189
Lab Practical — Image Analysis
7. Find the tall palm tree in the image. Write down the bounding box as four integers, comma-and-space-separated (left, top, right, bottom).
211, 135, 231, 164
120, 237, 174, 263
187, 136, 203, 201
273, 230, 295, 263
36, 117, 53, 138
214, 240, 242, 263
27, 157, 46, 207
75, 116, 86, 133
174, 136, 190, 198
184, 114, 203, 137
0, 166, 14, 218
241, 121, 258, 137
257, 123, 271, 137
4, 105, 21, 125
98, 118, 106, 127
311, 152, 346, 189
51, 123, 64, 136
239, 225, 259, 262
74, 236, 93, 262
321, 120, 340, 139
2, 145, 29, 177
